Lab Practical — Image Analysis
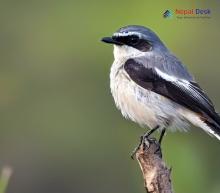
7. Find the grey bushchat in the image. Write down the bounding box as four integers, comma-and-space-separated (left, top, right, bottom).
101, 25, 220, 147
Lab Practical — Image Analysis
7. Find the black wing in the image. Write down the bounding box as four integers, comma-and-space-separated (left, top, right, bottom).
124, 58, 220, 132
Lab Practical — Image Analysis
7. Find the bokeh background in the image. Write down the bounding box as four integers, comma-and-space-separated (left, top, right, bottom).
0, 1, 220, 193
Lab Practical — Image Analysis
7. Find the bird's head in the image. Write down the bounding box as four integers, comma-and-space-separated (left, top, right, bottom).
101, 25, 168, 60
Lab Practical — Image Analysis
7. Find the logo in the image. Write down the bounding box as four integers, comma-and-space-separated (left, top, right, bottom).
163, 10, 172, 18
163, 9, 211, 19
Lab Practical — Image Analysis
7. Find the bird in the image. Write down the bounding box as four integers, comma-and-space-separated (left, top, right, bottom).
101, 25, 220, 147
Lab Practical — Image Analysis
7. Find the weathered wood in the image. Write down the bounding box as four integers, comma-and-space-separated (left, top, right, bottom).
135, 138, 173, 193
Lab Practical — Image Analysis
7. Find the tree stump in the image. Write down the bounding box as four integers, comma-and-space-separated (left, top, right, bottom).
135, 138, 173, 193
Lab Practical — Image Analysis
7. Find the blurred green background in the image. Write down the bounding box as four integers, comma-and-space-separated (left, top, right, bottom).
0, 1, 220, 193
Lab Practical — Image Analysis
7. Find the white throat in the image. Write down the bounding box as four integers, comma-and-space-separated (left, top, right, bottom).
113, 45, 149, 61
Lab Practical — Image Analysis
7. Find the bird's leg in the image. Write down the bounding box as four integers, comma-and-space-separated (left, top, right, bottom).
131, 125, 160, 159
142, 125, 160, 139
159, 128, 166, 144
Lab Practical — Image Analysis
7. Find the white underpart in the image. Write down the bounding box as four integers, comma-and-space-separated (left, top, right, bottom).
110, 45, 220, 139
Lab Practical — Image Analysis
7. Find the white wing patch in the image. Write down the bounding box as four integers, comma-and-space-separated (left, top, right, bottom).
155, 68, 206, 105
155, 68, 189, 83
155, 68, 178, 82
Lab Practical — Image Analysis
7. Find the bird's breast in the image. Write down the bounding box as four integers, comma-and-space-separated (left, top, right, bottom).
109, 60, 191, 131
110, 61, 160, 128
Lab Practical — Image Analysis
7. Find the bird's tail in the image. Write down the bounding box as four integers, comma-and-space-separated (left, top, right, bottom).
202, 116, 220, 140
183, 110, 220, 140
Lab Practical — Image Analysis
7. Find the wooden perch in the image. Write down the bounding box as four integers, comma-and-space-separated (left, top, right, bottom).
135, 138, 173, 193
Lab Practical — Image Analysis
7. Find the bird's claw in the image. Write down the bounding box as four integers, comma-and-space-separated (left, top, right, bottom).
130, 135, 143, 159
130, 134, 152, 159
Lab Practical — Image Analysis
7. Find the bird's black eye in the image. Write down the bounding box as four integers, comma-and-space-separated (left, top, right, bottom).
128, 35, 140, 45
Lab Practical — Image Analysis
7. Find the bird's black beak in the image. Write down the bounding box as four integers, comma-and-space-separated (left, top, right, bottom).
101, 37, 123, 45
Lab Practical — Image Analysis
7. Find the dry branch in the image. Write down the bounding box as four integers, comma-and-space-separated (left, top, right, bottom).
135, 138, 173, 193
